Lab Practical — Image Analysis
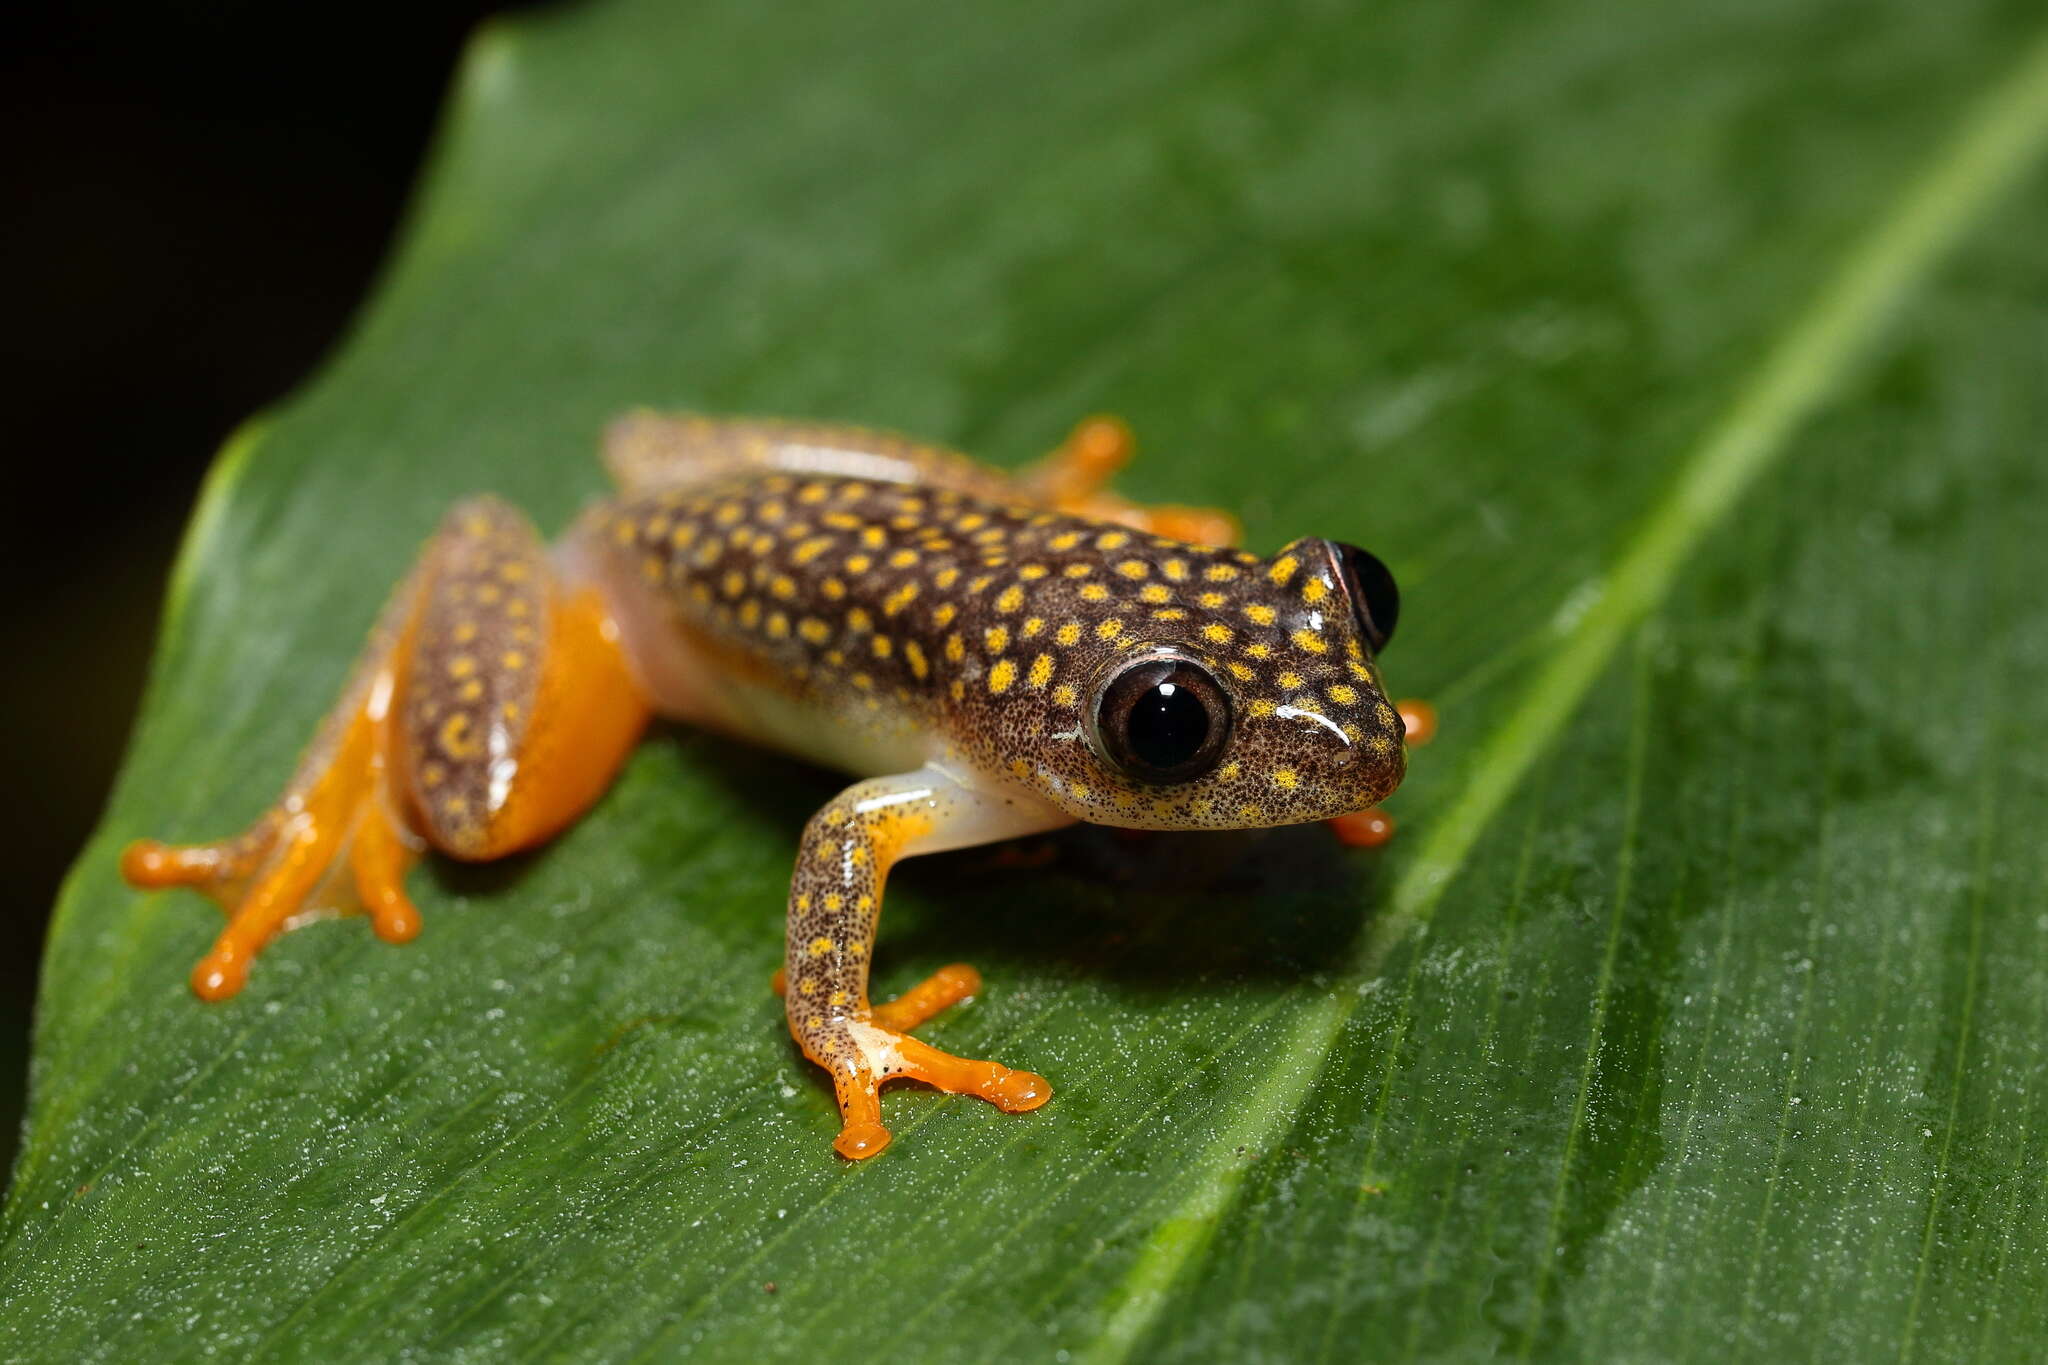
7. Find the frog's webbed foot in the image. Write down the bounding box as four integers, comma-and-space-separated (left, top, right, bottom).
1326, 698, 1438, 849
122, 610, 426, 999
1021, 415, 1242, 547
779, 962, 1048, 1159
123, 498, 648, 1001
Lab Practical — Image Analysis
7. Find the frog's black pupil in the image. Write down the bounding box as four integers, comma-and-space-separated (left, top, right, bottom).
1126, 680, 1210, 772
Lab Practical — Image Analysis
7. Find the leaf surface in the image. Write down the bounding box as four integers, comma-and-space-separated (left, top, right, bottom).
8, 2, 2048, 1359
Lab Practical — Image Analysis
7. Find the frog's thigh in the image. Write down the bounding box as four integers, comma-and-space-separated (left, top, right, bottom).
782, 765, 1071, 1159
400, 498, 650, 861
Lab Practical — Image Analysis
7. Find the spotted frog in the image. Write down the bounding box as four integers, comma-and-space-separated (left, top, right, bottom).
124, 414, 1425, 1159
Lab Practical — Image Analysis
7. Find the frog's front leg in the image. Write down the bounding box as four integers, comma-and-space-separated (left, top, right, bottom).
782, 765, 1071, 1159
122, 497, 650, 998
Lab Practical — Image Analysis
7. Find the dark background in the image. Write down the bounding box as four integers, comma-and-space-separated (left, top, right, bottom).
2, 0, 539, 1176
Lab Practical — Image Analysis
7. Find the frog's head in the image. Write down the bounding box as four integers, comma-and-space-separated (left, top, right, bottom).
1011, 536, 1408, 830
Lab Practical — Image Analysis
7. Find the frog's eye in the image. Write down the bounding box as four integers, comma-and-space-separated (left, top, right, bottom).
1089, 652, 1234, 785
1333, 542, 1399, 652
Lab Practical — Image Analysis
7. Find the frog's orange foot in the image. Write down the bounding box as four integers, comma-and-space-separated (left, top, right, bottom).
827, 1024, 1051, 1161
783, 962, 1047, 1159
120, 669, 422, 1001
1027, 415, 1242, 548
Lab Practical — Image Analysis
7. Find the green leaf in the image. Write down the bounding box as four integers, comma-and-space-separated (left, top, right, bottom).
9, 1, 2048, 1358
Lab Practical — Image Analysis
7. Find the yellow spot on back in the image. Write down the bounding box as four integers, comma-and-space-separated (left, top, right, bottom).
1205, 564, 1240, 582
996, 585, 1025, 612
1278, 671, 1302, 690
1096, 619, 1124, 641
847, 607, 873, 632
1248, 699, 1276, 717
1063, 563, 1093, 578
1292, 629, 1328, 654
1116, 559, 1150, 579
1139, 583, 1170, 603
1272, 768, 1299, 790
1163, 559, 1188, 581
1049, 531, 1082, 551
888, 548, 918, 568
1056, 623, 1082, 646
1081, 583, 1110, 602
799, 618, 830, 644
933, 603, 958, 627
1202, 623, 1233, 644
1096, 531, 1130, 550
1303, 577, 1329, 604
809, 936, 834, 956
1052, 683, 1078, 706
945, 634, 965, 662
1019, 564, 1049, 580
1227, 661, 1254, 681
905, 641, 929, 679
448, 655, 476, 679
871, 635, 893, 658
845, 553, 873, 573
1244, 604, 1277, 626
988, 659, 1018, 694
1268, 555, 1300, 586
1028, 653, 1055, 688
1022, 616, 1045, 638
1328, 684, 1358, 704
936, 567, 961, 589
883, 582, 919, 615
984, 625, 1010, 653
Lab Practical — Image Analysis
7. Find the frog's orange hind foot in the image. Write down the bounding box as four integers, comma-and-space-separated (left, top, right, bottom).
827, 1028, 1051, 1161
121, 657, 424, 1001
1025, 415, 1242, 548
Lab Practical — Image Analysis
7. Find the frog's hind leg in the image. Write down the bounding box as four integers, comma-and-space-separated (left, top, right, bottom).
123, 498, 650, 999
1018, 415, 1242, 547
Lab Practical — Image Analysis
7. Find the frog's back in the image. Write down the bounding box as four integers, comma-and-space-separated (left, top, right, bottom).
588, 470, 1268, 776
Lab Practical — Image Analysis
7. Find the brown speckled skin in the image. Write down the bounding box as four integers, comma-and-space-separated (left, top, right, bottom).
401, 498, 552, 857
583, 418, 1407, 1120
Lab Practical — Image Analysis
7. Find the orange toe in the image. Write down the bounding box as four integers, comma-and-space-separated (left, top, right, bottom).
1328, 809, 1396, 848
835, 1121, 894, 1160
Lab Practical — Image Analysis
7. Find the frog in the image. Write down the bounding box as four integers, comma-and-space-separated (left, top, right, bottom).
122, 413, 1425, 1159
